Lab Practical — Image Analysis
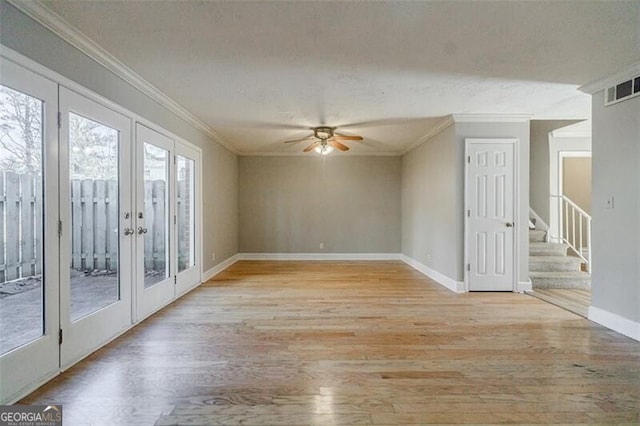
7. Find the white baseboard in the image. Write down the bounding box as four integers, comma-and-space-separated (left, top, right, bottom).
588, 306, 640, 342
238, 253, 402, 261
518, 279, 532, 293
401, 255, 465, 293
238, 252, 465, 293
202, 254, 240, 282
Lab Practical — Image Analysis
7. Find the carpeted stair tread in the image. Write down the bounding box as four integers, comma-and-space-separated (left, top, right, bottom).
529, 229, 547, 242
530, 271, 591, 289
529, 256, 583, 272
529, 242, 568, 256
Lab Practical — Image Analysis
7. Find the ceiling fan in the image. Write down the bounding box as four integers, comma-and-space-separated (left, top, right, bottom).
284, 126, 363, 154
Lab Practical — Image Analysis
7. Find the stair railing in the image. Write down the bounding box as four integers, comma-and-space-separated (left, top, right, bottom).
529, 207, 550, 233
550, 194, 591, 273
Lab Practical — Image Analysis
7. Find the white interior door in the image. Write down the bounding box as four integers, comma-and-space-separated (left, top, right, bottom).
59, 87, 133, 368
0, 59, 59, 403
135, 124, 175, 321
174, 142, 201, 296
466, 139, 516, 291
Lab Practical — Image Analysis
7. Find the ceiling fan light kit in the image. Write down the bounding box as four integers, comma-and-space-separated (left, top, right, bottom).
314, 144, 334, 155
284, 126, 363, 154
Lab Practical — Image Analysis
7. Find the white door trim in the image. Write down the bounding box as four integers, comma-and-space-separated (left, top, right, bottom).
464, 138, 519, 292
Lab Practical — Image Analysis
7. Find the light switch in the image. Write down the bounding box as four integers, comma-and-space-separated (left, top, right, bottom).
605, 196, 614, 209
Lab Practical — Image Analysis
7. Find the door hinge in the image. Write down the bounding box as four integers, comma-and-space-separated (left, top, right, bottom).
467, 209, 471, 217
174, 276, 177, 285
467, 263, 471, 272
174, 215, 177, 225
58, 329, 63, 345
57, 112, 62, 129
58, 220, 62, 237
467, 155, 471, 164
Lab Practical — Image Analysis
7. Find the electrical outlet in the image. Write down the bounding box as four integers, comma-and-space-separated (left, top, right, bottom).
319, 243, 324, 249
211, 252, 216, 261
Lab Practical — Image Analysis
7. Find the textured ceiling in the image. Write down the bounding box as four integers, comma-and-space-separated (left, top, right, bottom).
40, 0, 640, 154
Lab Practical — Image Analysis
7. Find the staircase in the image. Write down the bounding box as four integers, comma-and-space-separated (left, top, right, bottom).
529, 229, 591, 289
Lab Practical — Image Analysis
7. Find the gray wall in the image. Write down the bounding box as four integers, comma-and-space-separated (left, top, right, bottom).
205, 144, 238, 265
401, 124, 459, 280
401, 120, 531, 283
0, 0, 238, 272
591, 91, 639, 323
530, 120, 580, 225
239, 156, 401, 253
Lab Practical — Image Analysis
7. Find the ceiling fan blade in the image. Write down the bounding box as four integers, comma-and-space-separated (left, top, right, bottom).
283, 134, 314, 144
303, 141, 321, 152
328, 139, 350, 151
333, 133, 363, 141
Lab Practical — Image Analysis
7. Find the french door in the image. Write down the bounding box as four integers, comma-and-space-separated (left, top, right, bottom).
134, 125, 202, 316
134, 124, 175, 320
174, 143, 200, 295
59, 88, 133, 367
0, 58, 59, 403
0, 55, 202, 404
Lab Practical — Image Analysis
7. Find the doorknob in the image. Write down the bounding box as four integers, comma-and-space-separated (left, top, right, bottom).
137, 226, 148, 235
123, 227, 135, 236
506, 222, 514, 227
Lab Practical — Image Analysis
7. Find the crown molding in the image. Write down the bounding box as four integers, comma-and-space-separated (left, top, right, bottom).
549, 130, 592, 138
530, 114, 589, 121
7, 0, 239, 155
579, 61, 640, 95
401, 115, 455, 155
401, 113, 534, 156
452, 113, 531, 123
545, 119, 591, 138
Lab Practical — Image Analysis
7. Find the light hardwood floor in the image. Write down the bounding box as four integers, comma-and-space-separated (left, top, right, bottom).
21, 261, 640, 425
528, 288, 592, 318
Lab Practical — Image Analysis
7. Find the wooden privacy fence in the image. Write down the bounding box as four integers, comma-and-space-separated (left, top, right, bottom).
0, 172, 42, 283
0, 173, 172, 284
176, 176, 192, 271
141, 179, 167, 272
70, 178, 120, 272
72, 178, 168, 273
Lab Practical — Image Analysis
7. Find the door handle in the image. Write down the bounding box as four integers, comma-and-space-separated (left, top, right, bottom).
123, 227, 135, 236
137, 226, 148, 235
506, 222, 514, 228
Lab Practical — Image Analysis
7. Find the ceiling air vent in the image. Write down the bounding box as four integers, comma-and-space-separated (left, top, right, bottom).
605, 75, 640, 106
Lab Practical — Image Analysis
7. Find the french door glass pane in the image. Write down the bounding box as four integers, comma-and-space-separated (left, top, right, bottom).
177, 156, 195, 272
69, 112, 119, 322
0, 85, 45, 354
143, 143, 169, 288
